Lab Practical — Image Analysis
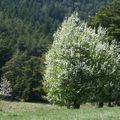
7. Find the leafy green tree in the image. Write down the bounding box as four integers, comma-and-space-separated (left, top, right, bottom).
44, 13, 120, 108
44, 13, 89, 108
88, 0, 120, 42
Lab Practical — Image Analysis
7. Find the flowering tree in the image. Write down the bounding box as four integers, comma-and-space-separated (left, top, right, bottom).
44, 13, 120, 108
89, 40, 120, 107
0, 76, 12, 97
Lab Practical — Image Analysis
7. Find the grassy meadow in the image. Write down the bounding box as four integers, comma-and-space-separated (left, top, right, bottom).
0, 101, 120, 120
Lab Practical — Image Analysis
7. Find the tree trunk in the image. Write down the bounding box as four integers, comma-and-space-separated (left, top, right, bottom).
73, 100, 80, 109
98, 101, 104, 108
98, 88, 104, 108
108, 90, 112, 107
108, 81, 113, 107
108, 101, 112, 107
66, 103, 71, 109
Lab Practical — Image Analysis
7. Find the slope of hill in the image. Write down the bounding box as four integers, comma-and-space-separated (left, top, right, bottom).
0, 0, 111, 101
0, 0, 111, 33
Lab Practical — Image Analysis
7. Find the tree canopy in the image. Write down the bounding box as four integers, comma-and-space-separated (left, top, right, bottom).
44, 13, 120, 108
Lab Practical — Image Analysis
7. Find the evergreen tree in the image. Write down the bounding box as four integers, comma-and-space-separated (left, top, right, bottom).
88, 0, 120, 42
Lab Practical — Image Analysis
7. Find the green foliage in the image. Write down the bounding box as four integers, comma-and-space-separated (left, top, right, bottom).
2, 51, 44, 101
88, 0, 120, 42
44, 13, 120, 108
2, 51, 28, 100
0, 0, 111, 102
0, 9, 47, 101
21, 57, 44, 102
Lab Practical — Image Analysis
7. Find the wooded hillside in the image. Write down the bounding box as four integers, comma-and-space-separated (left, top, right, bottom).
0, 0, 111, 101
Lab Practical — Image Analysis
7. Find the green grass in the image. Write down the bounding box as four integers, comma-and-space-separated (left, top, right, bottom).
0, 101, 120, 120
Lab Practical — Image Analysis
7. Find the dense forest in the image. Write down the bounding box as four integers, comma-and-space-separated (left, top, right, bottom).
0, 0, 116, 102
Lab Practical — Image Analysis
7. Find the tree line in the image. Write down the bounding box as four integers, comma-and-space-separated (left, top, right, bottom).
1, 0, 120, 105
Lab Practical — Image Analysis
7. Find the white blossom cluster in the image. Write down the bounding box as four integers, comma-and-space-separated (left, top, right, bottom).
0, 77, 12, 97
